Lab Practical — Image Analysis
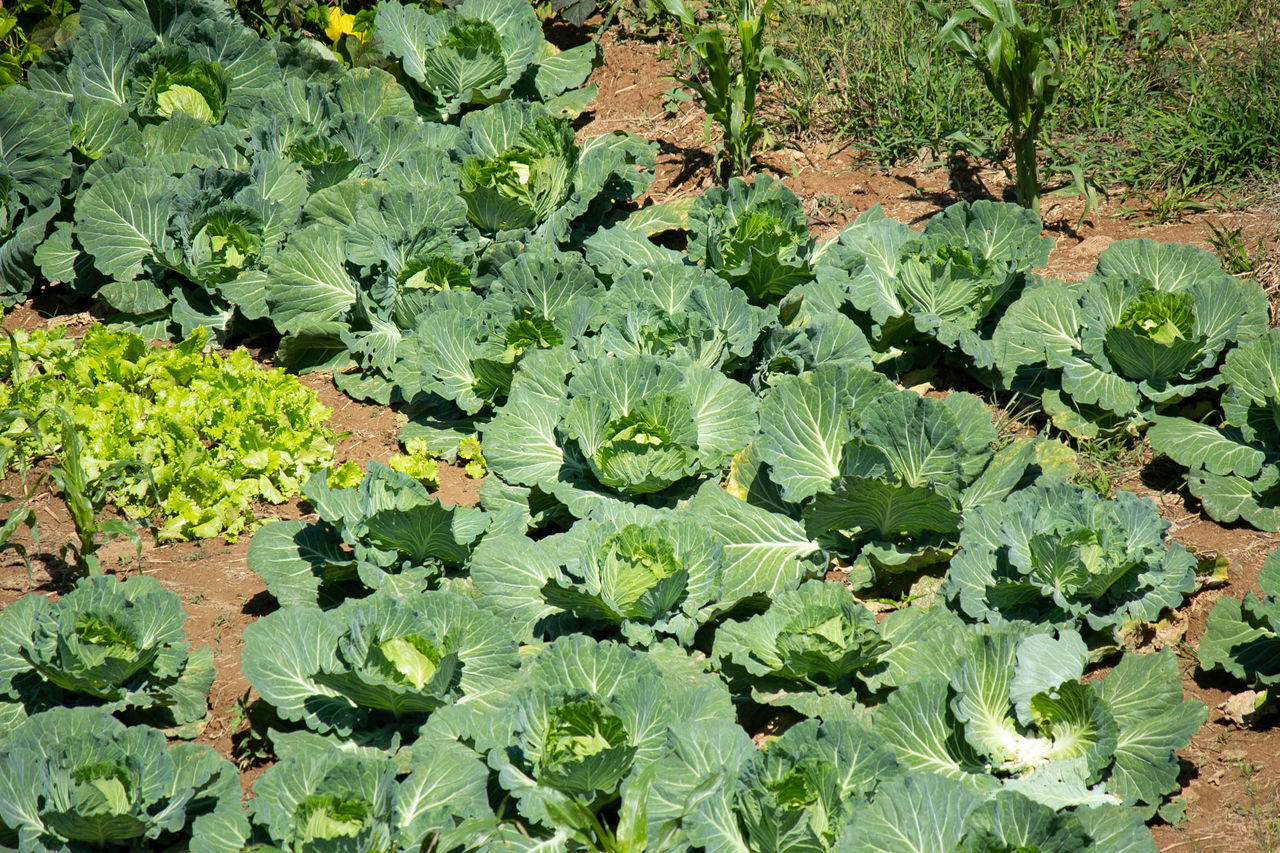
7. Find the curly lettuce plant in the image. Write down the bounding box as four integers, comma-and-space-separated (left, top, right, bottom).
994, 239, 1268, 436
242, 590, 521, 738
0, 324, 336, 541
0, 707, 248, 852
814, 200, 1052, 369
1197, 547, 1280, 710
484, 349, 757, 517
248, 463, 491, 608
944, 482, 1197, 641
0, 574, 214, 734
1148, 327, 1280, 530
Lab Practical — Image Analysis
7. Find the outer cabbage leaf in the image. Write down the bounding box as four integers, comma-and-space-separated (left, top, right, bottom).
944, 482, 1197, 639
835, 772, 983, 853
836, 778, 1152, 853
1148, 328, 1280, 530
0, 86, 72, 305
1197, 546, 1280, 699
684, 482, 825, 599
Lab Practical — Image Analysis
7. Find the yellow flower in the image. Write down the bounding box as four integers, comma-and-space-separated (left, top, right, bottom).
324, 7, 358, 42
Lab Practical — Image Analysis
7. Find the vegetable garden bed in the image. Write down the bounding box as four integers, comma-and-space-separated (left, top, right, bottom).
2, 2, 1280, 851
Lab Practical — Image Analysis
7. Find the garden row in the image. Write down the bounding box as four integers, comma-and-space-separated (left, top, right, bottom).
2, 0, 1279, 850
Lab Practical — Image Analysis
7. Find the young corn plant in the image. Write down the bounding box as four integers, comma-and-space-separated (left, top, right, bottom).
658, 0, 800, 180
923, 0, 1064, 214
47, 409, 151, 576
0, 415, 40, 579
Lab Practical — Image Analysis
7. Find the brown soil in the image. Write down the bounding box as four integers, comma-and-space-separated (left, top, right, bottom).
1, 25, 1278, 850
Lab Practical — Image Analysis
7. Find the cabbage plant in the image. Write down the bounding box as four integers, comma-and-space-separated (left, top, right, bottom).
994, 239, 1268, 436
754, 364, 1047, 582
583, 262, 772, 375
375, 0, 599, 121
242, 590, 520, 737
455, 102, 655, 243
402, 247, 605, 415
248, 732, 493, 852
447, 634, 733, 851
265, 183, 479, 401
248, 463, 490, 608
646, 717, 895, 851
1148, 327, 1280, 530
0, 707, 247, 852
25, 0, 291, 338
814, 200, 1052, 369
471, 506, 780, 646
687, 175, 815, 304
833, 776, 1156, 853
750, 279, 875, 388
1197, 547, 1280, 706
713, 580, 889, 718
944, 482, 1197, 640
0, 574, 213, 733
484, 349, 757, 517
642, 717, 1154, 852
871, 627, 1205, 812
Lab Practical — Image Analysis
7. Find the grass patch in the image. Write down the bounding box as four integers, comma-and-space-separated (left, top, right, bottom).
767, 0, 1280, 198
